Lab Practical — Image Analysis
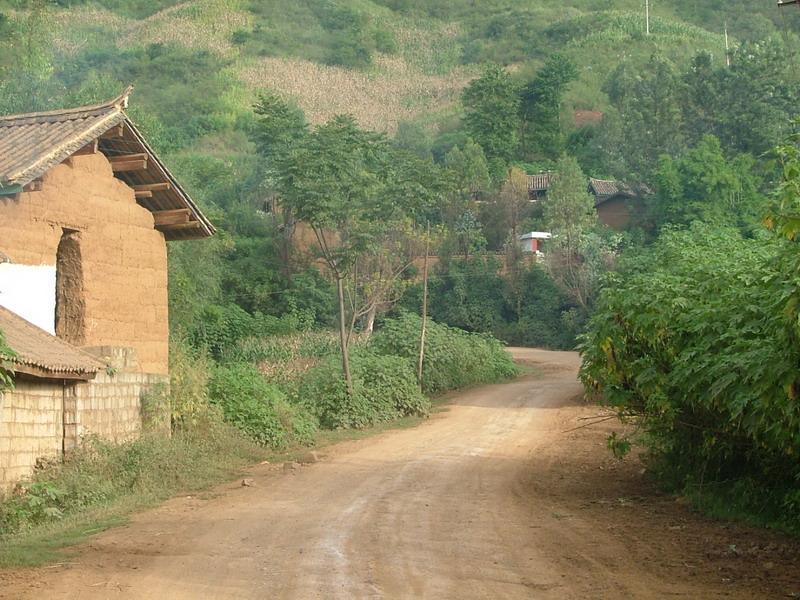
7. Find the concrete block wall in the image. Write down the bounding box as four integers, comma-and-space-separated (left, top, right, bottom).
0, 153, 169, 374
0, 348, 169, 493
0, 380, 64, 490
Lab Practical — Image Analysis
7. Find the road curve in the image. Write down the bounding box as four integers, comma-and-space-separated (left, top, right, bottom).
1, 349, 774, 599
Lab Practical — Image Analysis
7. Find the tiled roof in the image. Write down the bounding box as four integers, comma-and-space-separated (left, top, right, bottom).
0, 88, 215, 241
0, 91, 129, 188
589, 178, 621, 197
0, 306, 105, 380
527, 172, 553, 192
589, 178, 637, 205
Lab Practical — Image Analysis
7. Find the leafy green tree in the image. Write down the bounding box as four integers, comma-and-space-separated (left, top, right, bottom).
715, 39, 798, 157
0, 0, 58, 114
604, 55, 685, 178
542, 155, 599, 309
681, 52, 721, 148
519, 53, 578, 160
442, 139, 490, 230
252, 91, 308, 160
272, 115, 428, 394
393, 121, 433, 159
580, 224, 800, 531
653, 135, 764, 231
461, 64, 520, 179
251, 91, 309, 278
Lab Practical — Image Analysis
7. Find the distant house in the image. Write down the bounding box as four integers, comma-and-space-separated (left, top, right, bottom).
518, 231, 552, 254
0, 88, 214, 490
525, 172, 646, 230
526, 172, 553, 202
588, 178, 644, 230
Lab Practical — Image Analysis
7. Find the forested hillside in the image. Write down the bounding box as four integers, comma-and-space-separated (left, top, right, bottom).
2, 0, 800, 536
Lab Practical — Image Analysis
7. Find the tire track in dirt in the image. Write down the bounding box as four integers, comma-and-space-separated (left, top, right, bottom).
1, 349, 798, 599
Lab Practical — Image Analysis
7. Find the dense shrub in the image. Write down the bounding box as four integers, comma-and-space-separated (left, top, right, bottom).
297, 349, 429, 429
580, 225, 800, 532
373, 313, 518, 394
208, 363, 317, 448
189, 304, 308, 360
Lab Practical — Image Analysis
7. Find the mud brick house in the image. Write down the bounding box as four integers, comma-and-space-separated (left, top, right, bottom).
587, 177, 645, 230
0, 88, 214, 490
525, 173, 646, 229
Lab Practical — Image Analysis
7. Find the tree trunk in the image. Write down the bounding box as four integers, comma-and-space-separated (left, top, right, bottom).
364, 303, 377, 337
418, 225, 431, 387
337, 275, 354, 397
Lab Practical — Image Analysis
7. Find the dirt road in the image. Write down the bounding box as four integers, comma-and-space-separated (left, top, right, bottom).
2, 349, 799, 599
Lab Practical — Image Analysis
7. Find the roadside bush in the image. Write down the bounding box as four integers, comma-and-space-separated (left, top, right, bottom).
189, 304, 305, 360
372, 313, 518, 394
208, 363, 317, 448
0, 423, 262, 535
580, 225, 800, 533
297, 349, 429, 429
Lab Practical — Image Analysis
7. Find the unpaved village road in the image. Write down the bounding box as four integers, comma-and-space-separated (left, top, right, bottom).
3, 349, 799, 599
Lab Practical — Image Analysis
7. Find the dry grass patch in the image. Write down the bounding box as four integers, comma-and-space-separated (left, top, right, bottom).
53, 0, 251, 58
239, 55, 474, 132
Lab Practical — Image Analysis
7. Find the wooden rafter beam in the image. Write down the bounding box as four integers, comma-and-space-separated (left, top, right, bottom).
111, 159, 148, 173
133, 182, 171, 193
156, 220, 200, 232
135, 190, 153, 199
108, 153, 148, 163
153, 208, 191, 227
73, 140, 99, 156
100, 124, 125, 139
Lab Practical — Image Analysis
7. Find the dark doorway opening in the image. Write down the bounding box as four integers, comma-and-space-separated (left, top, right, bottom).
55, 229, 86, 345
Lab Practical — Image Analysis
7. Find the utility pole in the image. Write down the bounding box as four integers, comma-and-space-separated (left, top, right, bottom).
417, 224, 431, 388
645, 0, 650, 35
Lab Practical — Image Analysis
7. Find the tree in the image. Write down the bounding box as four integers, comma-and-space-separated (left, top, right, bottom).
273, 116, 391, 395
0, 1, 57, 115
442, 139, 490, 222
681, 51, 721, 147
461, 64, 520, 180
251, 91, 309, 278
542, 155, 599, 309
498, 168, 530, 317
604, 55, 685, 179
715, 39, 798, 157
519, 53, 578, 160
653, 135, 764, 231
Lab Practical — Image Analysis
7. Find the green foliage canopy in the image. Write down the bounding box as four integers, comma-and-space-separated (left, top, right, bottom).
580, 225, 800, 532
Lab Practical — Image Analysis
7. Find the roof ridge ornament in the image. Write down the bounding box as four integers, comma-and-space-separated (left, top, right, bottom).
114, 85, 134, 110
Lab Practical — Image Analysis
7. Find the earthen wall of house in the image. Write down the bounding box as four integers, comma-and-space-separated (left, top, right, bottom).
597, 197, 633, 230
0, 153, 169, 374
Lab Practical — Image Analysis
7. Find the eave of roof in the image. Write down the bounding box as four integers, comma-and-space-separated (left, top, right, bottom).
0, 306, 105, 381
0, 87, 215, 241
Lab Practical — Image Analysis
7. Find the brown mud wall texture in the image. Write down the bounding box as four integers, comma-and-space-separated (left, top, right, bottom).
0, 153, 169, 374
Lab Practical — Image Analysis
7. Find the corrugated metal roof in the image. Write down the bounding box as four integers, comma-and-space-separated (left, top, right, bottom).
0, 306, 104, 380
0, 88, 215, 241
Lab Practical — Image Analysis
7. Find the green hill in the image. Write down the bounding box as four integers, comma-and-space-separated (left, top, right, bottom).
3, 0, 795, 134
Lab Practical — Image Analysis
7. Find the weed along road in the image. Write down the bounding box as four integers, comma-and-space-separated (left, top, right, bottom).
2, 349, 798, 599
